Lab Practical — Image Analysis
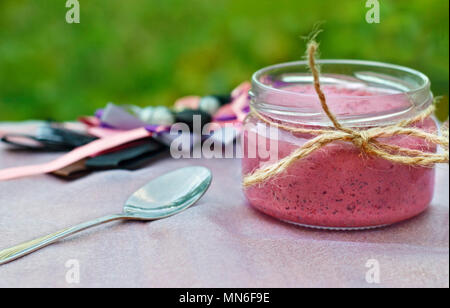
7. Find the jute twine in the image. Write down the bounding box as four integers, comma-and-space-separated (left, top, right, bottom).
243, 41, 449, 188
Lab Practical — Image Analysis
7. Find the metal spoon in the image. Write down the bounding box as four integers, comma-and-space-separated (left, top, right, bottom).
0, 166, 212, 265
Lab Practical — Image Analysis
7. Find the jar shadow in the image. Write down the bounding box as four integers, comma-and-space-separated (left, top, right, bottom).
247, 204, 449, 249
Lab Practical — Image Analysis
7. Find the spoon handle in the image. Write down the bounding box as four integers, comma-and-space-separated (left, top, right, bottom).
0, 214, 127, 265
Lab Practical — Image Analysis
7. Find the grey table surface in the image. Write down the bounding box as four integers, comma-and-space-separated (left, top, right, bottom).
0, 123, 448, 288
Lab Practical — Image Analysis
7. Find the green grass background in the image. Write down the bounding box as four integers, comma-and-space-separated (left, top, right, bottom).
0, 0, 448, 121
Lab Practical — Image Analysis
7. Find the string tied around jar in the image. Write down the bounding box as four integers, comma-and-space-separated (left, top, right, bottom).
243, 40, 450, 188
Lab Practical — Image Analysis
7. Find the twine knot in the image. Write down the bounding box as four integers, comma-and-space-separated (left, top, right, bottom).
351, 130, 371, 150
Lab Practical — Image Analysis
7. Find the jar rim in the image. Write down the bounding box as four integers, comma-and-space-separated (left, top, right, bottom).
252, 59, 430, 99
250, 59, 433, 127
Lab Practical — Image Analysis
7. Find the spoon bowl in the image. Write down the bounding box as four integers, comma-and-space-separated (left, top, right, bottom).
124, 166, 212, 219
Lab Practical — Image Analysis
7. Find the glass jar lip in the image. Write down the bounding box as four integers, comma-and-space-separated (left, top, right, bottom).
252, 59, 430, 99
250, 59, 433, 127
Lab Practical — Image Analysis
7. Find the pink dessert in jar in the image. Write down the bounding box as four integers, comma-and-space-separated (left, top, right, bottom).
242, 60, 438, 230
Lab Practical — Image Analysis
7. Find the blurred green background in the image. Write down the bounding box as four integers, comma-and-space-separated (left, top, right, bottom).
0, 0, 448, 121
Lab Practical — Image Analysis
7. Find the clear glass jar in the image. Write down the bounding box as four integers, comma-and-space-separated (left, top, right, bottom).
242, 60, 437, 230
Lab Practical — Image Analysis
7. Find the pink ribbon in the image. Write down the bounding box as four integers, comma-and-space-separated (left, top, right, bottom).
0, 128, 152, 181
212, 82, 250, 125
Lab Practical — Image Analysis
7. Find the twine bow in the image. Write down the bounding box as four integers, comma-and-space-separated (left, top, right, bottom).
243, 41, 449, 188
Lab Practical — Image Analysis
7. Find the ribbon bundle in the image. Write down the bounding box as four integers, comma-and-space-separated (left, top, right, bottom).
0, 83, 251, 181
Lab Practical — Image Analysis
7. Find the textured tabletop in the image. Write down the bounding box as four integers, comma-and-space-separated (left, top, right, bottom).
0, 123, 448, 288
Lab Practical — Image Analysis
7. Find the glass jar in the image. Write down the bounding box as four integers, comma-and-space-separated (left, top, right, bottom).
242, 60, 437, 230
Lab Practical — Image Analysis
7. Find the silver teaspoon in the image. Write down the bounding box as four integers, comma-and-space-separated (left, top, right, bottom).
0, 166, 212, 265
